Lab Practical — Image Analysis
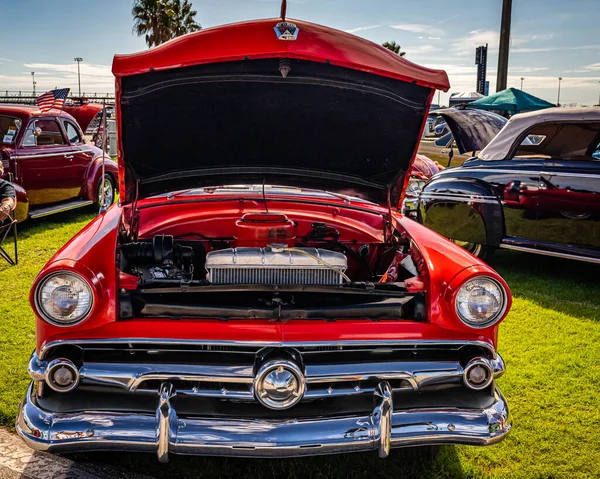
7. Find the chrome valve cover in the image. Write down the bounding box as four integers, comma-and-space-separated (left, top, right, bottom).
205, 247, 347, 285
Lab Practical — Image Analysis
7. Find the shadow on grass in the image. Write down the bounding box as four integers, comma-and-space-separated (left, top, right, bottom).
61, 446, 467, 479
489, 250, 600, 322
14, 209, 96, 241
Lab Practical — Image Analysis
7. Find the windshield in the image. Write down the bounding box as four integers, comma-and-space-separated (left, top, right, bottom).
151, 185, 373, 204
0, 116, 22, 145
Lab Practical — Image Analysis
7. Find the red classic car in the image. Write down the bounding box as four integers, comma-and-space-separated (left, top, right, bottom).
16, 11, 512, 462
0, 104, 117, 222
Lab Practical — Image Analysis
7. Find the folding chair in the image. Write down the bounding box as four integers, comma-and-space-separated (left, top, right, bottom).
0, 214, 18, 266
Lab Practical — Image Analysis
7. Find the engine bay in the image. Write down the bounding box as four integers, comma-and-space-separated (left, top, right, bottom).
119, 209, 424, 320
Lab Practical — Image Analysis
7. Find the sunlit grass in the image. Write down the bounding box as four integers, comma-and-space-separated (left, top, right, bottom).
0, 214, 598, 478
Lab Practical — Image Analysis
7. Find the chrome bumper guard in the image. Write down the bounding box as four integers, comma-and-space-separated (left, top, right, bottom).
17, 380, 511, 462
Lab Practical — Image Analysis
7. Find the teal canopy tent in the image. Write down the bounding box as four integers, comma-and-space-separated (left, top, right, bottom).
468, 87, 555, 114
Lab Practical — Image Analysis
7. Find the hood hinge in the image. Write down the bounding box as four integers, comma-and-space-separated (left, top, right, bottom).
383, 189, 395, 243
129, 180, 140, 241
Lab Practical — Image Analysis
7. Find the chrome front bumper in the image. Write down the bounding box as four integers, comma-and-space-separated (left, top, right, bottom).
17, 380, 511, 462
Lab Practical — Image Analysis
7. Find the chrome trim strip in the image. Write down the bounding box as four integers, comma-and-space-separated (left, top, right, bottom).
419, 194, 499, 204
39, 338, 498, 360
541, 171, 600, 179
454, 168, 541, 176
13, 152, 71, 160
16, 381, 511, 458
28, 352, 506, 400
499, 243, 600, 264
419, 192, 497, 200
14, 149, 97, 160
29, 200, 93, 219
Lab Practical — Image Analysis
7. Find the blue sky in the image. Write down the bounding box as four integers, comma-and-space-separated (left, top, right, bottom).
1, 0, 599, 105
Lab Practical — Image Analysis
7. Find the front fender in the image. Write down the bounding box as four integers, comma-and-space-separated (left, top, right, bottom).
30, 206, 121, 352
419, 177, 504, 247
13, 182, 29, 223
83, 155, 119, 201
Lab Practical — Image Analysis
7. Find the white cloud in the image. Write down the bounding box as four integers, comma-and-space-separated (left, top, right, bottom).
512, 47, 553, 53
410, 45, 442, 54
428, 36, 441, 40
344, 25, 381, 34
508, 67, 550, 73
583, 62, 600, 71
1, 62, 114, 92
390, 24, 444, 36
24, 62, 113, 79
0, 57, 14, 62
451, 30, 499, 56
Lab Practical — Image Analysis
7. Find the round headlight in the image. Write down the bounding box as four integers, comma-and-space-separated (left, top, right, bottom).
455, 276, 507, 328
35, 272, 93, 326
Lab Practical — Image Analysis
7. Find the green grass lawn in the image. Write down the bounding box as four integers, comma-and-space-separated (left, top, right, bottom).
0, 211, 599, 478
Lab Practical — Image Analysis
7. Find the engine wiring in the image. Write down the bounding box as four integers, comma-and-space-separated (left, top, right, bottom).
279, 247, 352, 283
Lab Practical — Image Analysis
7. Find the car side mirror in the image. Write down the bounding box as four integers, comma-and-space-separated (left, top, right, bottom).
33, 127, 42, 137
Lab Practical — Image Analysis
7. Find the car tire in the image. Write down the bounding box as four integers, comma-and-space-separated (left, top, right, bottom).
451, 239, 494, 261
95, 174, 116, 209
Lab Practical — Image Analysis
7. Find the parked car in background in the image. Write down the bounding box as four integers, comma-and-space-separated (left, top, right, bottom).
416, 107, 600, 262
0, 105, 118, 222
402, 154, 444, 217
17, 13, 512, 462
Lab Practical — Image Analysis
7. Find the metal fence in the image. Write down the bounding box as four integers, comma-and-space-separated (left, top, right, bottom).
0, 91, 118, 156
0, 91, 115, 105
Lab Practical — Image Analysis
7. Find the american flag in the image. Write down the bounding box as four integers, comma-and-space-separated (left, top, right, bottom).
36, 88, 70, 112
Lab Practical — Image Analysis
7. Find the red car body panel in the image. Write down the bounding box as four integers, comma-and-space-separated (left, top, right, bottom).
63, 102, 104, 132
112, 18, 450, 90
32, 198, 509, 352
0, 104, 118, 221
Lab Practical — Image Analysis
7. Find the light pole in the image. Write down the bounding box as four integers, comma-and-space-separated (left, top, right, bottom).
31, 72, 36, 96
74, 57, 83, 97
557, 77, 563, 106
496, 0, 512, 92
520, 77, 524, 90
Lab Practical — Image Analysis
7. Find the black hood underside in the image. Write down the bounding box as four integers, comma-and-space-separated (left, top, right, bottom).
120, 59, 432, 205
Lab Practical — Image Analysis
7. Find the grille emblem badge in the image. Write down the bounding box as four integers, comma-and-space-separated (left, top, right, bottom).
254, 360, 305, 409
274, 22, 299, 41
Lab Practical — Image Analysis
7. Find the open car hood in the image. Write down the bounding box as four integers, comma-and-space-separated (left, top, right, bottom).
63, 102, 104, 132
113, 17, 449, 206
430, 109, 507, 154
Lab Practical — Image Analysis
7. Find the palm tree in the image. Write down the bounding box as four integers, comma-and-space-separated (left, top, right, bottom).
168, 0, 201, 38
132, 0, 201, 48
382, 41, 406, 56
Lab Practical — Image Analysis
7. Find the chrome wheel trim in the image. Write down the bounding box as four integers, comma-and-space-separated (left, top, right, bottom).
451, 239, 483, 257
98, 176, 114, 208
560, 210, 591, 220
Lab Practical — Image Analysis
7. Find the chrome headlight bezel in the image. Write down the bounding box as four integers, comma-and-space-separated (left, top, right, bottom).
406, 178, 427, 195
34, 271, 94, 327
454, 276, 508, 329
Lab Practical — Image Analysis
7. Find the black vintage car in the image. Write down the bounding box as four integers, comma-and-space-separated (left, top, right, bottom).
414, 107, 600, 263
